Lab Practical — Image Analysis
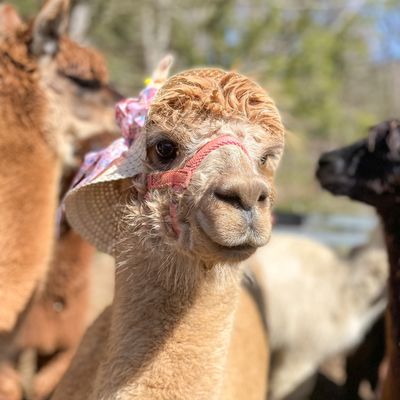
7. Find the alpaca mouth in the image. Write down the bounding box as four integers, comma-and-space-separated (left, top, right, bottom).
209, 238, 258, 258
320, 180, 351, 194
196, 222, 258, 258
220, 243, 255, 251
316, 172, 355, 195
214, 241, 257, 254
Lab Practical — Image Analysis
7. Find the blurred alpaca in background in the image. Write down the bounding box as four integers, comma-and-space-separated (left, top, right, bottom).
8, 133, 115, 400
317, 119, 400, 400
0, 1, 120, 398
247, 233, 387, 400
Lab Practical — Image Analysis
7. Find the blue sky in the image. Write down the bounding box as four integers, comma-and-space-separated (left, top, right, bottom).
370, 4, 400, 61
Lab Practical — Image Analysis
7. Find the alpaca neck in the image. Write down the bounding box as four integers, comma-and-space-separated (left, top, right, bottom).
378, 209, 400, 377
92, 249, 242, 400
0, 61, 62, 330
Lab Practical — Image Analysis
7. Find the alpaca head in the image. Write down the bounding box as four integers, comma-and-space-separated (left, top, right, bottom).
122, 69, 284, 264
316, 120, 400, 209
1, 1, 121, 144
65, 67, 284, 268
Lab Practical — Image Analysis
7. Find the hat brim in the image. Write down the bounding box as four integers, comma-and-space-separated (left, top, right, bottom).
64, 132, 146, 254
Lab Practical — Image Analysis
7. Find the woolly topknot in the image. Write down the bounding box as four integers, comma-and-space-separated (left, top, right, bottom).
147, 68, 283, 137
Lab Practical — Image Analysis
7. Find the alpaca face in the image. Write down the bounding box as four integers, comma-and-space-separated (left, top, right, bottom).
2, 2, 121, 145
316, 120, 400, 208
40, 37, 123, 142
123, 70, 284, 264
131, 123, 283, 266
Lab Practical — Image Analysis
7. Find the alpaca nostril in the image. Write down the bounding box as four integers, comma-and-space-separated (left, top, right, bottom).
318, 154, 345, 174
214, 190, 244, 210
318, 156, 331, 168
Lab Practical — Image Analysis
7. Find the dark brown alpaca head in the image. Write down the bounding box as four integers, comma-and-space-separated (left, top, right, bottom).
316, 120, 400, 209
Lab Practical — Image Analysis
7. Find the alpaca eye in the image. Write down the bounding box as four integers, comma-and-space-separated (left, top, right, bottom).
260, 153, 269, 166
65, 74, 102, 90
155, 140, 177, 163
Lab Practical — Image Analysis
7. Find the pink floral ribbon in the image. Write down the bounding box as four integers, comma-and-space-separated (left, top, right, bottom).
115, 86, 158, 142
70, 84, 158, 191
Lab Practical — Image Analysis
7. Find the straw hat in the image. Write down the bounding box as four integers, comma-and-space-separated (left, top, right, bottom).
64, 135, 146, 255
64, 87, 153, 255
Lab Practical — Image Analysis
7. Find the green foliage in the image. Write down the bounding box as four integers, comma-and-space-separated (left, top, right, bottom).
6, 0, 397, 212
2, 0, 38, 17
8, 0, 380, 140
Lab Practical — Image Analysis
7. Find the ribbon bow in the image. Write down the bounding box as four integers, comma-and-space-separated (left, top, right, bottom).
70, 82, 159, 191
115, 85, 158, 144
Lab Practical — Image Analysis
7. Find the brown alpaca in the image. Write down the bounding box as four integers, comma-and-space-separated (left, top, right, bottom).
3, 133, 115, 400
0, 2, 120, 398
0, 230, 92, 400
0, 0, 120, 333
52, 67, 284, 399
316, 120, 400, 400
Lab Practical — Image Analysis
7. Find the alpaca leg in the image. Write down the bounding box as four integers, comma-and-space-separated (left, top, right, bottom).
31, 350, 75, 400
0, 363, 22, 400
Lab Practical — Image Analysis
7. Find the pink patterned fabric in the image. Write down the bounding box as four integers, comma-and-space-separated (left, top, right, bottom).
115, 86, 158, 142
70, 138, 128, 190
70, 84, 159, 191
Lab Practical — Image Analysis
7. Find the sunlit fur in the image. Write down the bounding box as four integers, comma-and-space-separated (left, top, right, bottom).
53, 68, 284, 400
0, 133, 114, 400
41, 35, 121, 165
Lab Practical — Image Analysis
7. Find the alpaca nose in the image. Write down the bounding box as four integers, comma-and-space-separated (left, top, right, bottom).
213, 178, 269, 211
318, 153, 345, 173
318, 154, 331, 169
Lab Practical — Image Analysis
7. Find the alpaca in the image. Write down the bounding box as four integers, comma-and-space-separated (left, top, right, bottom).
247, 233, 387, 400
50, 67, 285, 400
1, 132, 115, 400
316, 119, 400, 400
0, 1, 120, 397
0, 0, 121, 333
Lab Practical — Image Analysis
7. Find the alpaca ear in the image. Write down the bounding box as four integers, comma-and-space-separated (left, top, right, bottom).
68, 3, 90, 43
387, 120, 400, 160
30, 0, 70, 57
152, 54, 174, 85
0, 4, 23, 38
